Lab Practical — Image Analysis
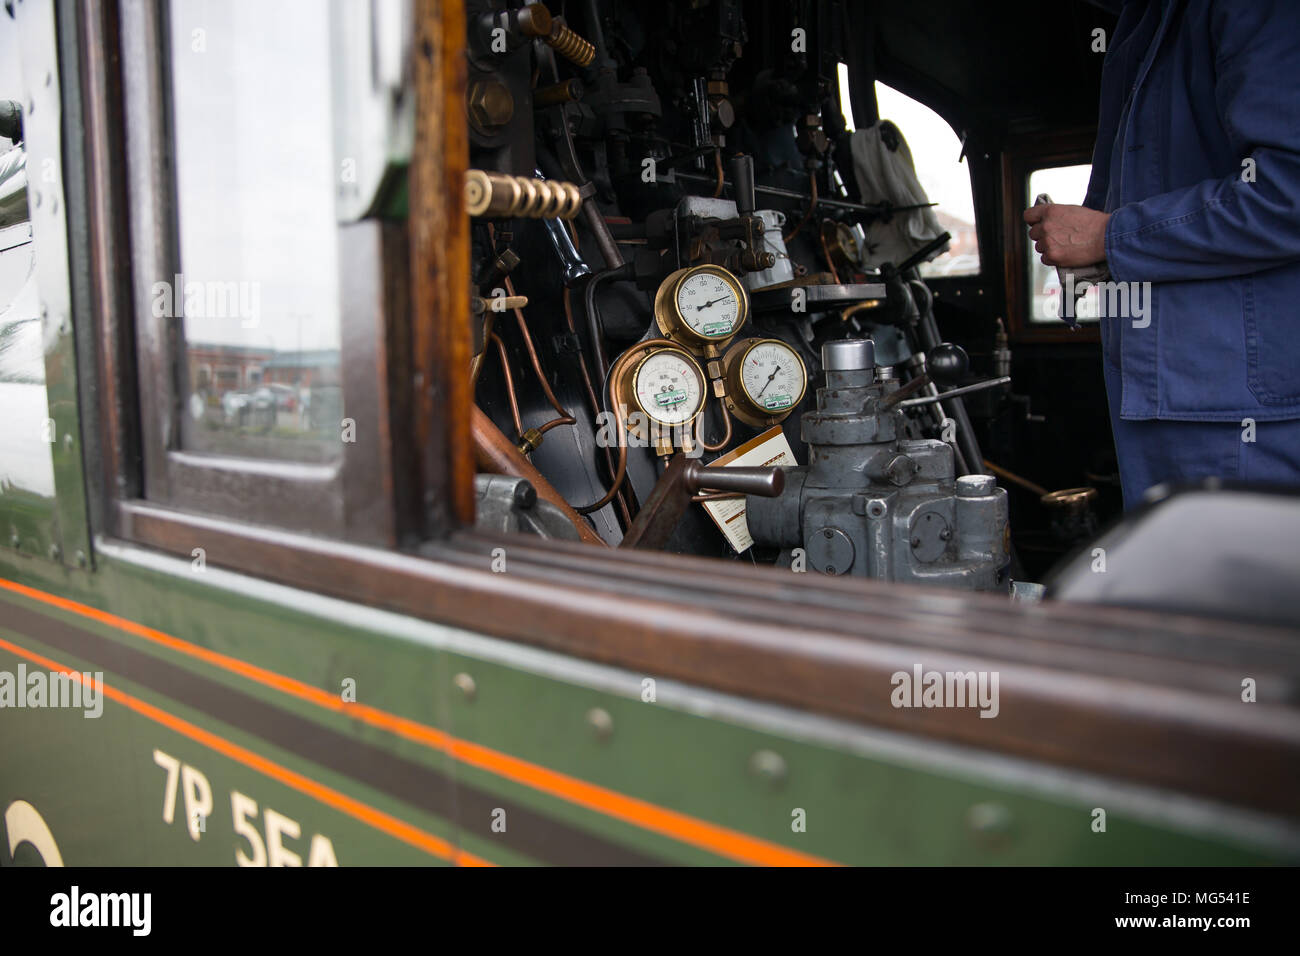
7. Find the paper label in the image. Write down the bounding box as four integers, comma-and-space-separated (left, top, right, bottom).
700, 426, 797, 553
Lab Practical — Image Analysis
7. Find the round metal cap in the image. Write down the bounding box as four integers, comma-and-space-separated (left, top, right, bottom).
956, 474, 997, 498
821, 339, 875, 372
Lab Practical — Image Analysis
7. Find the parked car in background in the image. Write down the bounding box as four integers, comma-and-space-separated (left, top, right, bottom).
266, 383, 297, 413
221, 387, 275, 430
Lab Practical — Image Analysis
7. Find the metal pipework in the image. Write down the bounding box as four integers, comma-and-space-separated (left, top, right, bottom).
466, 170, 583, 219
534, 79, 584, 108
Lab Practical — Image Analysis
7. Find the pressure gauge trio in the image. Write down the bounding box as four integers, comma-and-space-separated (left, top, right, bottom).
613, 264, 808, 453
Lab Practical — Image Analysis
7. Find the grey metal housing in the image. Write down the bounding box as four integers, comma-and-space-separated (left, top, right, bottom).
746, 339, 1009, 590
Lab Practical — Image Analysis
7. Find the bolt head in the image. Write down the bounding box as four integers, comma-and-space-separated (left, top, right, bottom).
453, 672, 477, 701
468, 81, 515, 128
586, 706, 614, 740
748, 749, 787, 788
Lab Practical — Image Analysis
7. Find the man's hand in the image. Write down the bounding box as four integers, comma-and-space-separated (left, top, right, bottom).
1023, 204, 1110, 268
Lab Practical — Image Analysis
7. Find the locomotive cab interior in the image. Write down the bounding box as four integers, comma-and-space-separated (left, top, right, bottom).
3, 0, 1296, 623
455, 0, 1119, 595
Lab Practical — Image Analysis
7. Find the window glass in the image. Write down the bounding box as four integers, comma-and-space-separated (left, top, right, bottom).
837, 67, 980, 278
1026, 163, 1099, 324
167, 0, 343, 463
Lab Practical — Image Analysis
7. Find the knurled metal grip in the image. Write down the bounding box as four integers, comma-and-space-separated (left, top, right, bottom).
517, 4, 596, 68
466, 170, 583, 220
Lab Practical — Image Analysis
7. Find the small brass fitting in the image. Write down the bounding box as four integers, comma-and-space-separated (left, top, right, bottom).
517, 427, 544, 455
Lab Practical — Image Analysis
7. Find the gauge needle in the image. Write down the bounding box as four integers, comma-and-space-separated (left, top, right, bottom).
695, 297, 727, 311
755, 366, 781, 398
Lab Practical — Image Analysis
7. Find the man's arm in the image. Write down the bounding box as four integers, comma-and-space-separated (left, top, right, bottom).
1104, 0, 1300, 283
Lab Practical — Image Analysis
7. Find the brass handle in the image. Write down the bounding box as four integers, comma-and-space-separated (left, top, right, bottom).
465, 170, 583, 220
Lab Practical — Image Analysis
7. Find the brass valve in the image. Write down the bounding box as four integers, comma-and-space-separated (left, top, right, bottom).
465, 170, 583, 220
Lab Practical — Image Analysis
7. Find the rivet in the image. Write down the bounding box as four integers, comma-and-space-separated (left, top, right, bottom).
967, 802, 1014, 845
453, 672, 476, 701
586, 706, 613, 740
749, 749, 787, 787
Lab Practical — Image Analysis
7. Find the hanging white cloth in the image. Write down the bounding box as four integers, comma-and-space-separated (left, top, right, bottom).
850, 121, 947, 269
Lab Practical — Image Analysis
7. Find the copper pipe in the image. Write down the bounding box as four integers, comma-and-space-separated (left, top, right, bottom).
819, 228, 842, 285
983, 458, 1051, 499
469, 310, 495, 390
472, 405, 607, 546
537, 416, 574, 436
699, 402, 734, 451
572, 352, 632, 514
488, 332, 525, 437
783, 171, 818, 243
506, 274, 573, 423
712, 148, 724, 198
840, 299, 882, 323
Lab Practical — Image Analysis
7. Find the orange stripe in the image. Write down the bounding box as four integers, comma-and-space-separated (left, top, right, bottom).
0, 577, 837, 867
0, 633, 491, 867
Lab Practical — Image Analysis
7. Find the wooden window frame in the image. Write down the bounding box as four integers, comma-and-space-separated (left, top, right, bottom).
114, 0, 400, 545
1000, 130, 1101, 344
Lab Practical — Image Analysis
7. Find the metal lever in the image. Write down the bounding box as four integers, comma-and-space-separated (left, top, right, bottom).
685, 460, 784, 498
621, 454, 784, 549
891, 231, 952, 275
541, 215, 591, 286
895, 376, 1012, 408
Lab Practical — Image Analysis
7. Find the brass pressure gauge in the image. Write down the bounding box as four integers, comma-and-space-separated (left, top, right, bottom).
613, 344, 707, 455
653, 264, 749, 350
722, 338, 808, 427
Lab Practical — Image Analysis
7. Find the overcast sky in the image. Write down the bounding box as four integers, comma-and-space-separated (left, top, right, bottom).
839, 66, 976, 224
168, 0, 340, 351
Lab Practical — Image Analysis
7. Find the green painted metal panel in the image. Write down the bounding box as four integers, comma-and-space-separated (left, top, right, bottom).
1, 540, 1293, 867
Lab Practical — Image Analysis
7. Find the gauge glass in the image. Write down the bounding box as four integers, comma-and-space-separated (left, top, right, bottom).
739, 340, 805, 413
634, 350, 705, 427
675, 270, 741, 339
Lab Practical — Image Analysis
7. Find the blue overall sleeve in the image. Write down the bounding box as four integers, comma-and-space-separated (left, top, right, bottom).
1105, 1, 1300, 283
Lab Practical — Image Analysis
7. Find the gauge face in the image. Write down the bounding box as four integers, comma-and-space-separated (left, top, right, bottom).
674, 268, 743, 340
633, 349, 705, 427
738, 340, 806, 413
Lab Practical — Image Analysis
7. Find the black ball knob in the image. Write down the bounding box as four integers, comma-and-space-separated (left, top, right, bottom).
928, 342, 969, 385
